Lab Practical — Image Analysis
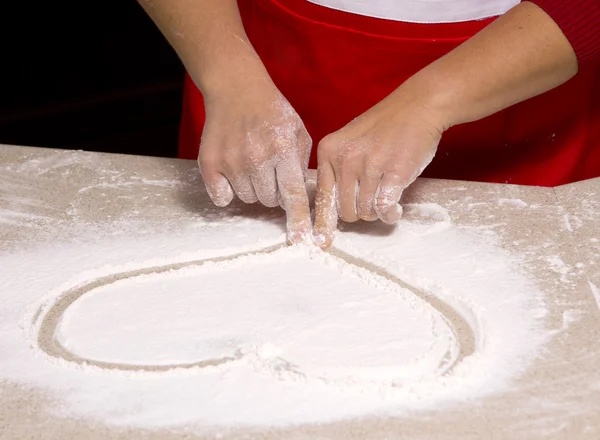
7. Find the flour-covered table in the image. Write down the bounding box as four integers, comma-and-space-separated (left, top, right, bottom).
1, 145, 598, 440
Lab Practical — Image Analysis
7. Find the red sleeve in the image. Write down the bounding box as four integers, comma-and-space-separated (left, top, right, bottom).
528, 0, 600, 64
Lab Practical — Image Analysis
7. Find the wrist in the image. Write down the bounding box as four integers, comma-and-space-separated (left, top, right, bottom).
188, 40, 272, 102
391, 75, 456, 134
401, 71, 464, 132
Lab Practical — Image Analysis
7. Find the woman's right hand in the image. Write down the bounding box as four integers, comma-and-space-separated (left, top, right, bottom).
138, 0, 313, 243
199, 77, 313, 244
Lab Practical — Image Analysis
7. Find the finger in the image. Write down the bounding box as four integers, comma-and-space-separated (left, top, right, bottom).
357, 173, 381, 221
297, 127, 313, 172
251, 166, 279, 208
337, 171, 359, 223
313, 162, 337, 248
200, 169, 235, 208
276, 158, 312, 244
374, 173, 406, 224
229, 174, 259, 204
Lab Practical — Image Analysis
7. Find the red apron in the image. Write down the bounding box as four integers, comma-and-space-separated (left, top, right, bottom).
178, 0, 600, 186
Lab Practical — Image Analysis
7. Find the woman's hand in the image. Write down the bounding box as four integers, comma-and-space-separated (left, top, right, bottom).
200, 78, 313, 244
138, 0, 313, 244
313, 1, 578, 249
313, 88, 446, 248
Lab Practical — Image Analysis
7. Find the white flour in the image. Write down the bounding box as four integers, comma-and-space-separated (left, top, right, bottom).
590, 281, 600, 309
55, 247, 458, 386
0, 155, 550, 430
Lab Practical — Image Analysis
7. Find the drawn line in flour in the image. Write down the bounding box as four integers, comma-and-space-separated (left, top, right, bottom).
34, 244, 475, 377
329, 248, 476, 363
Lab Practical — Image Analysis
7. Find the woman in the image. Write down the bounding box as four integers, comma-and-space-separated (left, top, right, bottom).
140, 0, 600, 246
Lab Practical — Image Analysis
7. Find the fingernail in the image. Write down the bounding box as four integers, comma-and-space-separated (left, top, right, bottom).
387, 204, 403, 223
312, 233, 326, 246
288, 231, 303, 244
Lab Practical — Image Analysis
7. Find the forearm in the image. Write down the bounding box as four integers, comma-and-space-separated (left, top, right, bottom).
138, 0, 268, 96
406, 1, 578, 130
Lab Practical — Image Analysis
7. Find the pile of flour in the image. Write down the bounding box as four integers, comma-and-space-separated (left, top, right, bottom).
0, 198, 549, 429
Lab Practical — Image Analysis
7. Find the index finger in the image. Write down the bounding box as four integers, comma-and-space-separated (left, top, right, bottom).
313, 163, 338, 249
276, 158, 312, 245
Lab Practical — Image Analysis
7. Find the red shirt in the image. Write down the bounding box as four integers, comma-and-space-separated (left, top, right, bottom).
532, 0, 600, 65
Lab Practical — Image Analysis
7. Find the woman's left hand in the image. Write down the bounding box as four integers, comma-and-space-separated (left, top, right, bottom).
312, 0, 580, 249
312, 87, 447, 248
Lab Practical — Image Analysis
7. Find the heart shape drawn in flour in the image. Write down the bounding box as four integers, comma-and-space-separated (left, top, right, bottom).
32, 244, 476, 387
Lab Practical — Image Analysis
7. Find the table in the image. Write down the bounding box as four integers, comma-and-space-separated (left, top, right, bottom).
1, 145, 598, 439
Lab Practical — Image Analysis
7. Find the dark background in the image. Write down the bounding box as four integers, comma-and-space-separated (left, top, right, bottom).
0, 1, 184, 158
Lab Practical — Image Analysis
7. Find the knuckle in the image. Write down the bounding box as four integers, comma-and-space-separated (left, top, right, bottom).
197, 153, 220, 173
389, 167, 414, 186
363, 157, 384, 176
338, 151, 352, 168
246, 147, 276, 170
222, 146, 242, 166
237, 186, 258, 203
374, 197, 395, 214
374, 198, 393, 210
255, 187, 279, 208
357, 202, 377, 221
338, 143, 363, 171
317, 135, 338, 159
245, 160, 261, 175
282, 190, 309, 209
357, 200, 373, 214
299, 126, 313, 146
